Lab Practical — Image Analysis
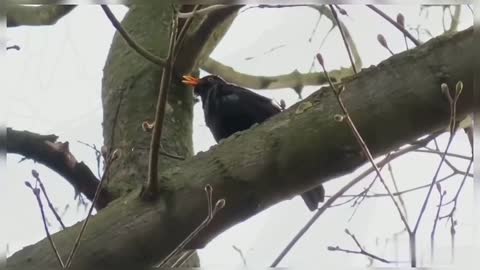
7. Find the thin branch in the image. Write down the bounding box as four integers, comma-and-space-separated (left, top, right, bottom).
144, 16, 178, 199
439, 158, 473, 220
232, 245, 247, 266
329, 5, 357, 74
270, 133, 437, 267
77, 141, 103, 178
430, 182, 446, 263
177, 5, 227, 18
106, 81, 129, 174
32, 170, 66, 230
334, 170, 467, 199
388, 162, 408, 220
346, 159, 389, 221
100, 5, 166, 67
414, 148, 471, 161
310, 5, 362, 72
64, 150, 118, 269
7, 45, 20, 50
413, 82, 462, 232
317, 54, 410, 231
156, 185, 225, 267
366, 5, 421, 46
446, 5, 461, 33
328, 229, 394, 264
25, 181, 65, 268
173, 5, 200, 63
171, 250, 195, 267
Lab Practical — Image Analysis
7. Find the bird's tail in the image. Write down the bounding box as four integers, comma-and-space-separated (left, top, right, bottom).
301, 185, 325, 211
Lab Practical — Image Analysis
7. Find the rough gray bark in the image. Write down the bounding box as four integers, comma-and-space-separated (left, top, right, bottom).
7, 5, 76, 27
7, 25, 473, 270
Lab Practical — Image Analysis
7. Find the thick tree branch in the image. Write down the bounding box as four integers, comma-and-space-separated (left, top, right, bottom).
201, 57, 356, 90
199, 5, 363, 91
7, 5, 75, 27
6, 128, 112, 209
7, 27, 473, 270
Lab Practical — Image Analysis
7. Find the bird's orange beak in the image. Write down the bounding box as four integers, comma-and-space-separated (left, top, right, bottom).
182, 75, 200, 87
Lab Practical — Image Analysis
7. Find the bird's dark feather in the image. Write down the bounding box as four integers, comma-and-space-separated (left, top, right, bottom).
201, 82, 280, 142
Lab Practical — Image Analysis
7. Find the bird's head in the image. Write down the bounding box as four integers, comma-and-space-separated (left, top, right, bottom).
181, 75, 226, 96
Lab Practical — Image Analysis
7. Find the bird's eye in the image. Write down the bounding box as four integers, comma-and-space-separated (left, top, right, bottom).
207, 77, 214, 82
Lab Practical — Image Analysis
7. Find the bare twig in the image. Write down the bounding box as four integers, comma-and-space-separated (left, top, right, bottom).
396, 13, 409, 50
446, 5, 461, 33
171, 250, 195, 267
409, 81, 463, 267
328, 229, 392, 263
7, 45, 20, 50
328, 229, 394, 264
77, 141, 103, 178
466, 5, 473, 15
317, 54, 410, 231
232, 245, 248, 266
439, 158, 473, 221
64, 150, 118, 269
308, 11, 323, 42
347, 159, 390, 221
414, 148, 471, 161
173, 5, 199, 63
25, 181, 65, 268
144, 16, 178, 199
31, 170, 66, 230
156, 184, 226, 267
103, 81, 130, 182
177, 5, 227, 18
388, 162, 408, 220
329, 5, 357, 74
366, 5, 421, 46
430, 183, 446, 262
270, 133, 437, 267
100, 5, 166, 67
335, 171, 462, 199
413, 82, 462, 232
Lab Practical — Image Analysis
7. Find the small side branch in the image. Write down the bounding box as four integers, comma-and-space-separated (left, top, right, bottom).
366, 5, 421, 46
328, 229, 394, 264
177, 5, 227, 18
25, 181, 65, 268
32, 170, 66, 230
156, 184, 225, 267
6, 128, 112, 209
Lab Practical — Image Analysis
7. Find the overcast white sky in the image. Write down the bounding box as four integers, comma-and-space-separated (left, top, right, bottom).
3, 4, 475, 268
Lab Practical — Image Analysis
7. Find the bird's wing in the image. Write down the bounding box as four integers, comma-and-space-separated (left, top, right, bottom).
217, 83, 281, 122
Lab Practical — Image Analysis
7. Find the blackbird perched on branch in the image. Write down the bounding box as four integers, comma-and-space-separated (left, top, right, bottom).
182, 74, 325, 211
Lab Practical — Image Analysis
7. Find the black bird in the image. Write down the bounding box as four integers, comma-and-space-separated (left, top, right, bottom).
182, 74, 325, 211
